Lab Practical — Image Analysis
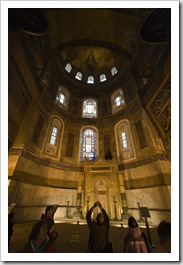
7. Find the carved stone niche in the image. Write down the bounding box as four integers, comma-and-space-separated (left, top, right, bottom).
93, 178, 109, 192
92, 178, 110, 218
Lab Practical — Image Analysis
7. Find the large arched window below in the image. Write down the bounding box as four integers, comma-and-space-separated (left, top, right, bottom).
80, 128, 98, 161
82, 99, 97, 118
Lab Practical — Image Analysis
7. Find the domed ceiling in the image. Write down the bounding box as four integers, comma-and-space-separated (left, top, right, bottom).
8, 8, 170, 97
47, 8, 153, 92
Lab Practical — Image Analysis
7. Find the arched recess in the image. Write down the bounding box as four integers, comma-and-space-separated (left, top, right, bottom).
43, 115, 64, 159
92, 178, 110, 218
115, 119, 136, 162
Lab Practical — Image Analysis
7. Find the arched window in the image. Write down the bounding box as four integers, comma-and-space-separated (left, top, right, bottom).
44, 116, 64, 159
57, 93, 66, 105
115, 120, 136, 161
121, 131, 127, 148
100, 74, 107, 82
111, 66, 118, 76
65, 63, 72, 73
55, 86, 69, 110
75, 71, 82, 81
50, 127, 58, 145
87, 76, 94, 84
82, 99, 97, 118
111, 88, 126, 113
80, 127, 98, 161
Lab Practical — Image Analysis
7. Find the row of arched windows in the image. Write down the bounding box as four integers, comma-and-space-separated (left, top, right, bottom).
65, 62, 118, 84
55, 87, 126, 116
44, 117, 136, 162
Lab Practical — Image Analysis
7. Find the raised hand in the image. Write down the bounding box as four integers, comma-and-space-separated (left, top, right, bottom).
93, 201, 103, 209
98, 201, 102, 209
93, 201, 99, 208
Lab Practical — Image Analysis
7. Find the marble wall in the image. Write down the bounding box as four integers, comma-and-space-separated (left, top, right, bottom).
126, 186, 171, 225
9, 180, 77, 223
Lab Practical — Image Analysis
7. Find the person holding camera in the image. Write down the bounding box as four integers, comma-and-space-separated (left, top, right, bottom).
41, 206, 58, 243
86, 201, 111, 253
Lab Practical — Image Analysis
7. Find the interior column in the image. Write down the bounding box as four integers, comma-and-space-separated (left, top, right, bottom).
118, 173, 131, 221
73, 172, 83, 219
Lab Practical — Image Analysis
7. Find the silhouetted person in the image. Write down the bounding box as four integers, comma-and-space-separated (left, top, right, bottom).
151, 220, 171, 253
124, 216, 151, 253
8, 212, 14, 249
21, 220, 55, 253
104, 149, 113, 161
86, 201, 110, 252
41, 206, 58, 242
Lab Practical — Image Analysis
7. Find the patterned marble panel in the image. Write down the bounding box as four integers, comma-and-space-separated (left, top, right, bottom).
118, 153, 169, 170
20, 149, 84, 172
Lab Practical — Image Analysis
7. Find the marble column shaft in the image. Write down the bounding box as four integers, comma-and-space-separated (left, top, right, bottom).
76, 173, 83, 207
118, 173, 129, 215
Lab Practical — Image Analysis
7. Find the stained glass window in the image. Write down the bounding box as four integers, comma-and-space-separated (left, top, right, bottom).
80, 128, 97, 161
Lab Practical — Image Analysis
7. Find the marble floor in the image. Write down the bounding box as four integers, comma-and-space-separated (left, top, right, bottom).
8, 219, 159, 253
